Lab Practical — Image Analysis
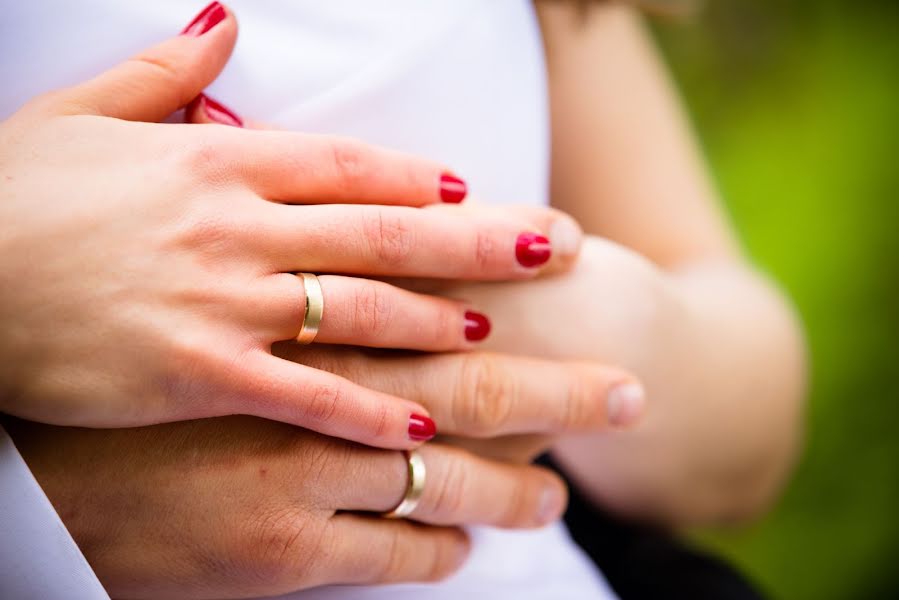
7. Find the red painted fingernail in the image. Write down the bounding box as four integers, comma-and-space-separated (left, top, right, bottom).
181, 2, 226, 37
439, 173, 467, 203
187, 93, 243, 127
464, 311, 491, 342
408, 414, 437, 441
515, 233, 552, 268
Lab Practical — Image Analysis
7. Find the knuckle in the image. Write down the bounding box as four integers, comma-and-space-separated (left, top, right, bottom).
161, 337, 217, 406
352, 282, 394, 339
128, 53, 182, 90
428, 454, 469, 521
370, 527, 405, 581
368, 401, 391, 442
171, 135, 232, 182
430, 303, 457, 347
553, 369, 596, 431
454, 355, 516, 434
472, 227, 496, 272
162, 337, 252, 417
165, 126, 241, 188
362, 209, 417, 267
233, 507, 323, 588
300, 381, 345, 425
174, 210, 239, 257
328, 138, 373, 192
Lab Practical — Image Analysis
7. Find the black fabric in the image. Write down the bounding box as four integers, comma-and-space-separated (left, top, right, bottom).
539, 456, 768, 600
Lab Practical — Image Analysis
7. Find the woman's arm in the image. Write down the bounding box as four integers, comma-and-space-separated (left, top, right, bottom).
452, 2, 805, 525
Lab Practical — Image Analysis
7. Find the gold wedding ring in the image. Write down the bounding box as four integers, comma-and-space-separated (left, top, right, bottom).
295, 273, 324, 344
382, 450, 426, 519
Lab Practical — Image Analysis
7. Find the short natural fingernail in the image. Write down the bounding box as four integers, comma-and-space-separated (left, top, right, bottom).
607, 382, 646, 428
516, 233, 552, 268
181, 1, 226, 37
187, 93, 243, 127
549, 215, 583, 259
537, 486, 565, 525
440, 173, 467, 203
451, 534, 473, 571
408, 413, 437, 441
464, 310, 491, 342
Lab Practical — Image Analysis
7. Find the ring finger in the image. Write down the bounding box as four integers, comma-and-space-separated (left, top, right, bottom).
335, 443, 567, 529
260, 273, 491, 350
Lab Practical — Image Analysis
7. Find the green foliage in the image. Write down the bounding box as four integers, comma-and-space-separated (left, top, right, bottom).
651, 1, 899, 598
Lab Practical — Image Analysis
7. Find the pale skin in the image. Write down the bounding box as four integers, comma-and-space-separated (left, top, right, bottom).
1, 3, 645, 596
0, 5, 611, 449
1, 0, 806, 595
437, 3, 805, 524
507, 3, 805, 523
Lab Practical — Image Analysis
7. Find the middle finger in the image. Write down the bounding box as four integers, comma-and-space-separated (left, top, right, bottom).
259, 203, 554, 279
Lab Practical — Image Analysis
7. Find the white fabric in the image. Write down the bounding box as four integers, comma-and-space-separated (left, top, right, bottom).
0, 2, 618, 599
0, 427, 109, 599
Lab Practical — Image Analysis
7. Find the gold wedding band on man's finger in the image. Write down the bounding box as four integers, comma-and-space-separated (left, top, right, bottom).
382, 450, 427, 519
295, 272, 324, 344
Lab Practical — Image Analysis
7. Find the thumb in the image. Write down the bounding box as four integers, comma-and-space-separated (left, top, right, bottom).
52, 2, 238, 122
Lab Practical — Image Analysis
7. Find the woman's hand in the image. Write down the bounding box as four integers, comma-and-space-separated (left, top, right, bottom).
0, 3, 579, 449
428, 236, 805, 523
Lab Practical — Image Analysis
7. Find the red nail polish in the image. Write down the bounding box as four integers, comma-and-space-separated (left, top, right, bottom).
188, 93, 243, 127
464, 311, 491, 342
181, 2, 226, 37
440, 173, 467, 203
408, 414, 437, 441
515, 233, 552, 268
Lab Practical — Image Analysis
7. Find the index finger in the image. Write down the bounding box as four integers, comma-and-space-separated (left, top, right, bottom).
203, 127, 467, 207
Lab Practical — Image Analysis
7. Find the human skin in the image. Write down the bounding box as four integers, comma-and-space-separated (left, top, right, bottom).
385, 2, 806, 526
0, 3, 587, 450
0, 10, 649, 596
452, 2, 806, 525
3, 343, 641, 599
1, 1, 805, 596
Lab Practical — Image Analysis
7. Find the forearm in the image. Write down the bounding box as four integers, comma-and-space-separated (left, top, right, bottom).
552, 254, 806, 526
450, 238, 805, 525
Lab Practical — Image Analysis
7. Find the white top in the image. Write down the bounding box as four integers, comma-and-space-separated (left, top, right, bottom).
0, 2, 617, 599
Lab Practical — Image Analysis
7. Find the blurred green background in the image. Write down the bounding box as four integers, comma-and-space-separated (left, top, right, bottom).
651, 1, 899, 598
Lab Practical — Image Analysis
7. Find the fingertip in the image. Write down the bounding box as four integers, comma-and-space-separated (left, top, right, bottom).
439, 173, 468, 204
408, 413, 437, 442
515, 232, 553, 270
606, 380, 646, 429
445, 528, 473, 577
535, 476, 569, 526
180, 2, 228, 37
548, 213, 583, 268
184, 94, 206, 123
463, 310, 492, 343
185, 93, 244, 127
